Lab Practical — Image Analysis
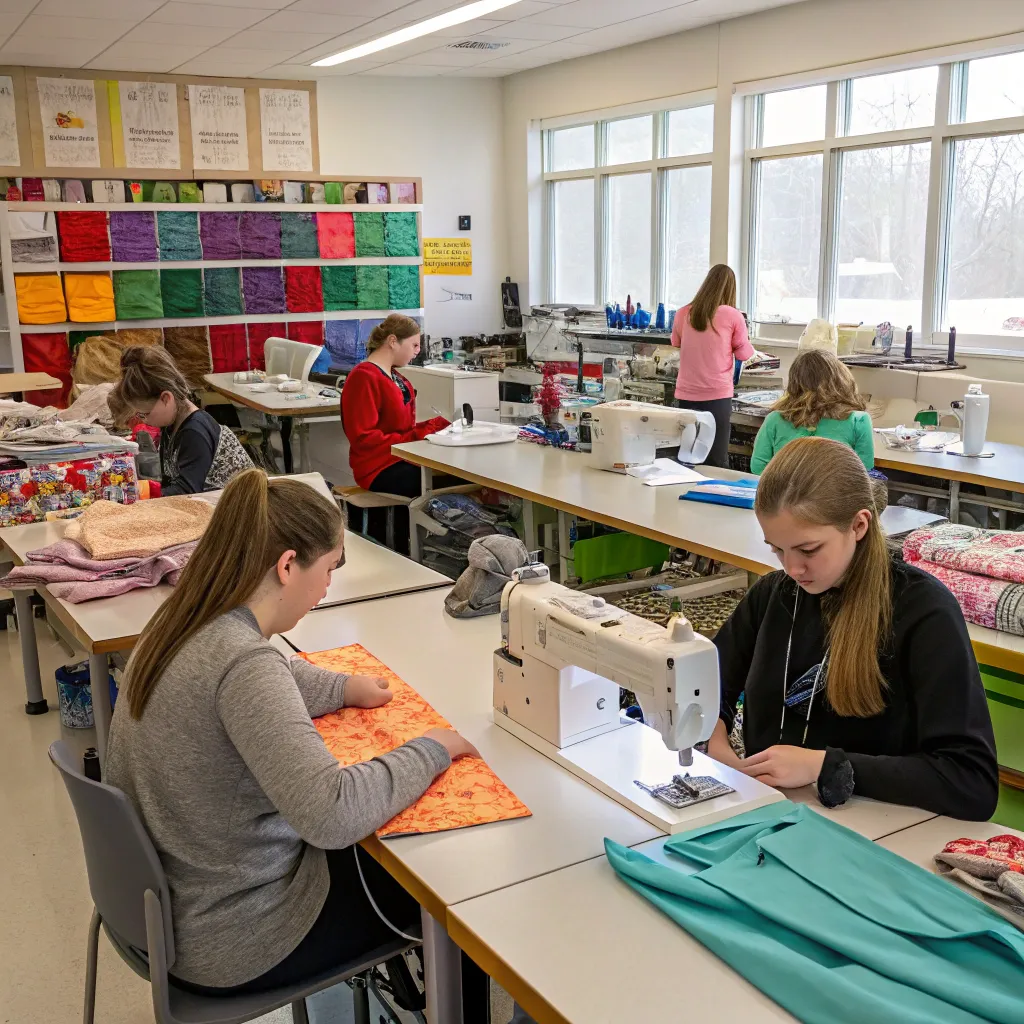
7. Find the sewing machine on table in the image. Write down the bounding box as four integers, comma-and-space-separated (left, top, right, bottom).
588, 399, 717, 471
493, 567, 782, 832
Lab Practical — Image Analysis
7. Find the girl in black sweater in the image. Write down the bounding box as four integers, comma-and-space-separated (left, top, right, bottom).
708, 436, 998, 820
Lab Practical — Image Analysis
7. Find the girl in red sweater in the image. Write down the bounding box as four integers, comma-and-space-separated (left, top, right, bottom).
341, 314, 449, 498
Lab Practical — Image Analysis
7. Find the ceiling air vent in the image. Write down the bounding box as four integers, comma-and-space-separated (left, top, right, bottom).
446, 39, 510, 50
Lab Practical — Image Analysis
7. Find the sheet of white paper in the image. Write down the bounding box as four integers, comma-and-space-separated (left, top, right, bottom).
189, 84, 248, 171
259, 88, 312, 172
119, 81, 180, 169
0, 76, 19, 166
626, 459, 706, 486
37, 77, 100, 167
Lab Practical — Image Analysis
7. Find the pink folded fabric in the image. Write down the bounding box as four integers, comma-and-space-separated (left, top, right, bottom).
903, 524, 1024, 585
0, 538, 196, 603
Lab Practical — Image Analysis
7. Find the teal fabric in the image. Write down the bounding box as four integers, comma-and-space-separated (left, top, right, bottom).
606, 803, 1024, 1024
157, 211, 202, 261
204, 267, 243, 317
384, 212, 419, 257
356, 265, 388, 310
322, 266, 357, 311
354, 212, 385, 256
751, 409, 874, 474
387, 265, 421, 310
281, 212, 319, 259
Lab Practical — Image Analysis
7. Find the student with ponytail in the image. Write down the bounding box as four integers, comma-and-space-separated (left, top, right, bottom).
707, 437, 998, 820
105, 470, 479, 993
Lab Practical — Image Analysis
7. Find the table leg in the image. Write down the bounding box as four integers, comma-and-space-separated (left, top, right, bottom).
420, 465, 434, 498
297, 419, 311, 474
89, 652, 112, 764
557, 511, 575, 584
14, 590, 47, 715
523, 500, 538, 557
280, 418, 294, 475
949, 480, 960, 524
421, 907, 463, 1024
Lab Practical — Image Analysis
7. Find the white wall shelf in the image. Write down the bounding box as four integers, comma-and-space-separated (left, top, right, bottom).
11, 257, 424, 272
3, 201, 422, 214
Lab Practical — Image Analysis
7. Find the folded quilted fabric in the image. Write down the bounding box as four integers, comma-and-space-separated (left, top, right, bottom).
904, 524, 1024, 585
246, 323, 284, 371
64, 495, 214, 559
287, 321, 324, 346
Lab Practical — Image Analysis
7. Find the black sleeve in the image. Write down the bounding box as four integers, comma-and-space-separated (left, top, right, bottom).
844, 577, 999, 821
162, 421, 216, 496
712, 573, 777, 732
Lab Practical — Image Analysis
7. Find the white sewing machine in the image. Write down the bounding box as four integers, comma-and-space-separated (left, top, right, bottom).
493, 568, 783, 832
588, 399, 717, 471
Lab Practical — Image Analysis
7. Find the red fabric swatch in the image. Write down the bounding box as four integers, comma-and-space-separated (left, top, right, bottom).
22, 332, 72, 408
247, 322, 285, 371
287, 320, 324, 346
316, 212, 354, 258
57, 211, 111, 262
208, 324, 248, 373
284, 266, 323, 313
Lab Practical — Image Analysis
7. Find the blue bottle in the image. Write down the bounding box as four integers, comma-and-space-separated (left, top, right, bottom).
630, 305, 640, 329
667, 308, 677, 332
656, 302, 666, 331
613, 303, 623, 329
605, 304, 614, 328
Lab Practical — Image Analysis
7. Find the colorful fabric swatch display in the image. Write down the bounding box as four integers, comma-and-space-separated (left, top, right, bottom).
73, 334, 125, 388
388, 265, 421, 310
284, 266, 323, 313
109, 212, 158, 263
199, 212, 241, 260
242, 266, 286, 315
324, 319, 362, 369
10, 211, 59, 264
246, 323, 284, 371
160, 269, 205, 318
354, 213, 385, 257
163, 327, 212, 389
208, 324, 248, 374
317, 212, 355, 259
287, 320, 324, 347
157, 211, 202, 261
65, 273, 116, 323
57, 211, 111, 263
356, 266, 389, 310
113, 270, 163, 320
321, 266, 357, 310
384, 212, 419, 257
15, 274, 67, 324
203, 267, 243, 317
21, 332, 72, 408
304, 645, 530, 837
281, 212, 319, 259
240, 211, 282, 259
357, 318, 383, 349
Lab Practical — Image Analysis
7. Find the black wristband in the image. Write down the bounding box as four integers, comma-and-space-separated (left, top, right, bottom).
817, 746, 855, 808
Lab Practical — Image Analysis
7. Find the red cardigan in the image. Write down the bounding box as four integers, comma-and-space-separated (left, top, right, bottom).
341, 361, 449, 488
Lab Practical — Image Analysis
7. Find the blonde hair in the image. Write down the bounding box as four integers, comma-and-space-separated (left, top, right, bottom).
755, 437, 892, 718
688, 264, 738, 333
366, 314, 421, 354
775, 349, 866, 429
123, 469, 342, 719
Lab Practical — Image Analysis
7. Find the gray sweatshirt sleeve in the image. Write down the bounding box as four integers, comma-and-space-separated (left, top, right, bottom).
288, 655, 349, 717
216, 648, 451, 848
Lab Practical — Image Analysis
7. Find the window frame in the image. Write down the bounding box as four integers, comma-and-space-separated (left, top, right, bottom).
542, 94, 715, 311
743, 55, 1024, 353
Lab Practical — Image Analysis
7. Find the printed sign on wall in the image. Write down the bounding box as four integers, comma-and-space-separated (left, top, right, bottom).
423, 238, 472, 276
188, 84, 248, 171
259, 89, 312, 172
118, 81, 180, 168
0, 76, 19, 166
37, 77, 100, 167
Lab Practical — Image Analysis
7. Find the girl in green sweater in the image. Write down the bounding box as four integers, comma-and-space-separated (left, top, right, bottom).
751, 349, 874, 474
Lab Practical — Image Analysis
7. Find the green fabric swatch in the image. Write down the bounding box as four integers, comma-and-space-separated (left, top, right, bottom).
384, 212, 419, 257
356, 265, 389, 310
388, 265, 421, 310
160, 268, 205, 318
113, 270, 164, 320
203, 267, 243, 317
281, 213, 319, 259
322, 266, 357, 310
324, 181, 343, 204
354, 212, 385, 257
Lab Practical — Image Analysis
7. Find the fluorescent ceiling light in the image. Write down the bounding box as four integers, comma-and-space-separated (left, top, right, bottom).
312, 0, 524, 67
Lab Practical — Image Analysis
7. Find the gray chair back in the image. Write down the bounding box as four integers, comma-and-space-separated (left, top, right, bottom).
49, 740, 175, 967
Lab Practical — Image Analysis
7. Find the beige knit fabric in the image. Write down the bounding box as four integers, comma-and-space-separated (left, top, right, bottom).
65, 496, 213, 559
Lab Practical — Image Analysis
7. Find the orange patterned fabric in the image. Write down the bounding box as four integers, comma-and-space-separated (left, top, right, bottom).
300, 645, 531, 837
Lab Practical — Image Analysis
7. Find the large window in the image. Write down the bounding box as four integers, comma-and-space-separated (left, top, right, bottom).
746, 49, 1024, 349
544, 102, 714, 310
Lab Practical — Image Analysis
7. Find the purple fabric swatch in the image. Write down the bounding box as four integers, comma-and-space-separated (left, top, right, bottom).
200, 211, 241, 260
109, 212, 158, 262
242, 266, 286, 314
240, 211, 282, 259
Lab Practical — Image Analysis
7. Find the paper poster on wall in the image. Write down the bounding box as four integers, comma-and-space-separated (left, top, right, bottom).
116, 81, 180, 168
259, 89, 312, 172
37, 77, 100, 168
423, 238, 472, 276
188, 84, 248, 171
0, 76, 19, 166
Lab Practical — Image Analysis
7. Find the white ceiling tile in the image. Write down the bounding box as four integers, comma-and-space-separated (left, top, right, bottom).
14, 14, 128, 41
441, 35, 544, 56
285, 0, 409, 13
145, 3, 271, 28
255, 62, 327, 78
33, 0, 162, 17
443, 65, 509, 77
525, 0, 687, 28
172, 58, 275, 75
252, 10, 370, 34
89, 57, 191, 72
192, 45, 292, 62
220, 28, 334, 50
567, 4, 714, 49
120, 22, 241, 46
89, 40, 211, 66
0, 0, 37, 16
479, 20, 582, 41
430, 18, 512, 38
0, 37, 109, 63
495, 1, 565, 16
361, 63, 452, 77
170, 0, 291, 8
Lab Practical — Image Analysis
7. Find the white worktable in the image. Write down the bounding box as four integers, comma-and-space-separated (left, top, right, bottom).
877, 815, 1024, 869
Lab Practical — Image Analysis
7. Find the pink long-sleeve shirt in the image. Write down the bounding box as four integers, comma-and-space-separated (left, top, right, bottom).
671, 303, 754, 401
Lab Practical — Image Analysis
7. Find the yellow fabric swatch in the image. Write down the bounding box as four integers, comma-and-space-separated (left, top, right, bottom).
65, 273, 116, 323
15, 273, 67, 324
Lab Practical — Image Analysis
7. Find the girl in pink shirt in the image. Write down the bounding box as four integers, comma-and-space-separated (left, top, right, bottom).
671, 264, 753, 468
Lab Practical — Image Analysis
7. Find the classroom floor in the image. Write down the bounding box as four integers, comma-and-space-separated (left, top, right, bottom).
0, 612, 513, 1023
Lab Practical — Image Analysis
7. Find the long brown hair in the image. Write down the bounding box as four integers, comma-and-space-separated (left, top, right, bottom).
109, 345, 191, 424
755, 437, 891, 718
366, 313, 421, 354
124, 469, 342, 719
688, 264, 737, 333
775, 349, 866, 429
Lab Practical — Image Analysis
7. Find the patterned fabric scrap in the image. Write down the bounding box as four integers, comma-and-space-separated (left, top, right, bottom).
384, 212, 419, 257
200, 212, 241, 260
317, 212, 354, 259
204, 267, 243, 317
281, 212, 319, 258
209, 324, 249, 374
157, 211, 202, 261
324, 320, 361, 369
113, 270, 163, 320
243, 266, 286, 315
356, 266, 388, 310
161, 269, 205, 318
285, 265, 323, 313
354, 212, 385, 257
65, 273, 116, 323
240, 211, 282, 259
57, 211, 110, 262
110, 212, 158, 262
388, 265, 421, 310
322, 266, 357, 310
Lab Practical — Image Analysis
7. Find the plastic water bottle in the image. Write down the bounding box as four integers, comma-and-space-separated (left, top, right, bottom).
962, 384, 990, 456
